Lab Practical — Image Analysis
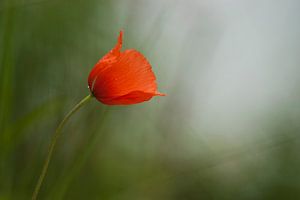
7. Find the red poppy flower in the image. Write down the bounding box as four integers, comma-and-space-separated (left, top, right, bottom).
88, 31, 165, 105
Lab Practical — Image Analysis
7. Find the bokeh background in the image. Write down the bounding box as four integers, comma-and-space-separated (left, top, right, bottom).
1, 0, 300, 199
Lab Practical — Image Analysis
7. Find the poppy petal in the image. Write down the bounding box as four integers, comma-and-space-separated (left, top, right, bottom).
100, 30, 123, 63
91, 49, 163, 103
99, 91, 156, 105
88, 31, 123, 88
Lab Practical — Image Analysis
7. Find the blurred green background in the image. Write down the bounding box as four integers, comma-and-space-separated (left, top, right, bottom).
1, 0, 300, 199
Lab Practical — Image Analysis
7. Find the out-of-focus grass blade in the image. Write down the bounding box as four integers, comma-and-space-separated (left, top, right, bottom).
0, 95, 64, 199
0, 0, 15, 148
3, 96, 64, 155
0, 1, 16, 198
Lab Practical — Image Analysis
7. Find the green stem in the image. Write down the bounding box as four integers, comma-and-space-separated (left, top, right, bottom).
32, 94, 93, 200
